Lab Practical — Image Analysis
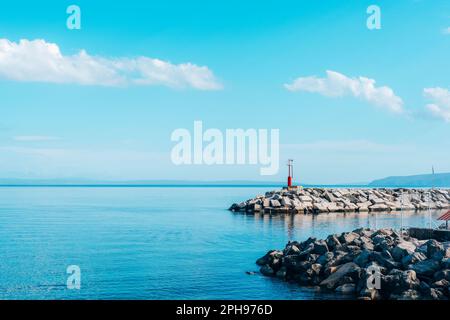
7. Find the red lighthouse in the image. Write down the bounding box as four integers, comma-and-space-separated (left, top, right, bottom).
287, 159, 293, 187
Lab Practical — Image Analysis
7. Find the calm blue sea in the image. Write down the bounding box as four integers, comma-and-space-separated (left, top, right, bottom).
0, 186, 445, 300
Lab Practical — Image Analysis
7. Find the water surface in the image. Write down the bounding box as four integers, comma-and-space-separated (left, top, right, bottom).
0, 187, 445, 299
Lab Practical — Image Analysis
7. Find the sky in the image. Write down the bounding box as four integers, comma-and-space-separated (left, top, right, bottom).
0, 0, 449, 184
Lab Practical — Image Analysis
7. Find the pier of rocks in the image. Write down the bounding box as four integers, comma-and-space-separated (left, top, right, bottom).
229, 188, 450, 214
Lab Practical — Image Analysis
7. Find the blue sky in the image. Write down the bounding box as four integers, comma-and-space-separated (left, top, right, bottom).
0, 0, 449, 184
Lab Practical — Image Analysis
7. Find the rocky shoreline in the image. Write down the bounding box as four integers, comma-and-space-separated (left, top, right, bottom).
256, 228, 450, 300
230, 188, 450, 214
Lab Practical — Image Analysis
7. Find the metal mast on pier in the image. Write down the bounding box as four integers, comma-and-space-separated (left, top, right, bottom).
287, 159, 293, 187
400, 192, 404, 239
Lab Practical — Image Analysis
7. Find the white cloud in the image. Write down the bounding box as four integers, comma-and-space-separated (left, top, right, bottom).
443, 27, 450, 35
13, 135, 60, 142
284, 70, 404, 113
0, 39, 222, 90
424, 87, 450, 122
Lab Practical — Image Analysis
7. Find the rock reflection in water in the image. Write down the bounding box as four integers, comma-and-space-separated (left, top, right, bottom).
236, 210, 447, 242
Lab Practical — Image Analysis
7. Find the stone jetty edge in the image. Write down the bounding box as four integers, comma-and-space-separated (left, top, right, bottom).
229, 188, 450, 214
256, 228, 450, 300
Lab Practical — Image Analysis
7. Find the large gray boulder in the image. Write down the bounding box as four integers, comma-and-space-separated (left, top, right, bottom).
339, 232, 359, 245
260, 264, 274, 276
392, 241, 416, 262
299, 195, 312, 202
433, 269, 450, 282
270, 199, 281, 207
401, 252, 427, 268
309, 263, 322, 276
441, 258, 450, 269
354, 250, 371, 268
428, 288, 446, 300
320, 262, 361, 290
280, 197, 292, 207
426, 239, 444, 259
353, 228, 375, 238
400, 270, 420, 290
275, 266, 287, 279
430, 279, 449, 289
312, 240, 329, 255
371, 251, 401, 270
256, 250, 283, 266
445, 247, 450, 259
283, 243, 300, 255
373, 228, 395, 237
317, 252, 334, 265
229, 203, 240, 211
360, 237, 375, 251
326, 234, 342, 250
410, 260, 441, 277
381, 269, 420, 295
300, 237, 317, 250
283, 255, 311, 273
323, 191, 336, 202
381, 270, 403, 294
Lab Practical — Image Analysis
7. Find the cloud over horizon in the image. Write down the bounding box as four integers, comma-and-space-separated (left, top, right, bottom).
0, 39, 222, 90
284, 70, 404, 113
424, 87, 450, 122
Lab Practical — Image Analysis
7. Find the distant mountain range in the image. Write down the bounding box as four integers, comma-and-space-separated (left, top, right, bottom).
369, 172, 450, 188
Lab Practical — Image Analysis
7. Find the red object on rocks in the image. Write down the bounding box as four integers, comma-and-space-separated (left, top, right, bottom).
438, 211, 450, 221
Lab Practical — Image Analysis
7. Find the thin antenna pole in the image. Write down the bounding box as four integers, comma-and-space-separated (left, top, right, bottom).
288, 160, 290, 177
430, 165, 434, 231
374, 211, 377, 230
400, 192, 404, 240
287, 159, 293, 188
292, 160, 294, 179
427, 191, 432, 230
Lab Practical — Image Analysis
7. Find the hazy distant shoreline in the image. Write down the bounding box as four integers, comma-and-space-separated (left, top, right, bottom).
0, 172, 449, 188
0, 184, 367, 188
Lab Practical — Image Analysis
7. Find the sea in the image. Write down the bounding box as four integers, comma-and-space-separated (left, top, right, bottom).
0, 186, 445, 299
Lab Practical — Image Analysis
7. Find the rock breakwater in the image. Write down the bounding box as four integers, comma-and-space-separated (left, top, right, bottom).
229, 188, 450, 214
256, 228, 450, 300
